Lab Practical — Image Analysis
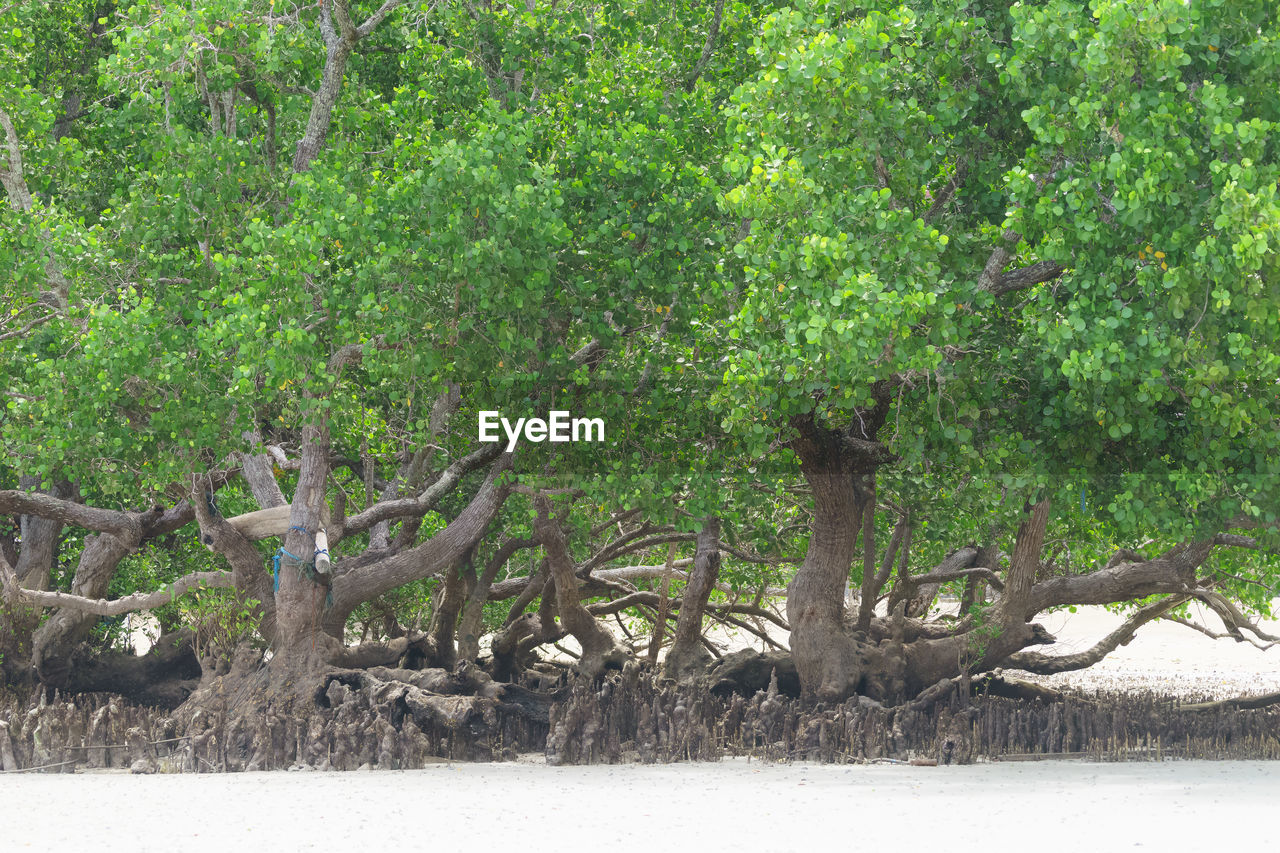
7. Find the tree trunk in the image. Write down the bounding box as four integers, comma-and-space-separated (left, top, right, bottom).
457, 536, 536, 662
427, 560, 468, 670
786, 419, 876, 702
272, 421, 338, 662
532, 500, 626, 677
292, 35, 352, 172
31, 525, 141, 687
646, 542, 678, 665
0, 478, 68, 685
663, 517, 721, 682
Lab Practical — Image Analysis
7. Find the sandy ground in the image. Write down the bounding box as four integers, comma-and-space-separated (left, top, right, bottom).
4, 759, 1280, 852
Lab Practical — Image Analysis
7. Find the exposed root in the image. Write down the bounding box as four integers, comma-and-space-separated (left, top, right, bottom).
5, 669, 1280, 771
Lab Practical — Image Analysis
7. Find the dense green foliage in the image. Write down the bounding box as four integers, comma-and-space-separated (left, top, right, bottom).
2, 0, 1277, 668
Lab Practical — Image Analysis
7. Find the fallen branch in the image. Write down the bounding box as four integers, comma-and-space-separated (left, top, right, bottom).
1177, 691, 1280, 713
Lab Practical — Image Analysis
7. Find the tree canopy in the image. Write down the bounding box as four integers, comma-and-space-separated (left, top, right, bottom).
1, 0, 1277, 717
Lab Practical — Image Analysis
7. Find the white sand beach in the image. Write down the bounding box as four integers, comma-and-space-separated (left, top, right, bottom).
4, 759, 1280, 852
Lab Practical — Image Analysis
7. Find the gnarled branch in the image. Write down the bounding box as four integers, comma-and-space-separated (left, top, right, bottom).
342, 443, 503, 535
1005, 594, 1189, 675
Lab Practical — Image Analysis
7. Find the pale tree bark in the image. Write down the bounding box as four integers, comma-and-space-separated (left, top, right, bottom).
292, 0, 404, 173
0, 108, 70, 309
0, 479, 70, 686
0, 479, 70, 683
2, 567, 235, 617
239, 431, 288, 509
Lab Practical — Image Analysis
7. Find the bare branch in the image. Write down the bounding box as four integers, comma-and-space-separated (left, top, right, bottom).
0, 306, 55, 343
0, 491, 136, 536
587, 591, 789, 631
1005, 594, 1189, 674
356, 0, 404, 39
1027, 540, 1212, 611
889, 546, 979, 613
684, 0, 725, 91
1166, 616, 1277, 651
868, 514, 909, 604
5, 570, 235, 616
909, 565, 1004, 593
326, 453, 514, 626
343, 443, 503, 534
570, 339, 603, 365
715, 541, 799, 565
986, 260, 1066, 296
1191, 589, 1280, 645
1213, 533, 1274, 551
923, 161, 969, 223
577, 531, 697, 577
487, 562, 788, 600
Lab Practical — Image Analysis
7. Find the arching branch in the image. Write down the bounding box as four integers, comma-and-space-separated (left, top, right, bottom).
1004, 594, 1189, 675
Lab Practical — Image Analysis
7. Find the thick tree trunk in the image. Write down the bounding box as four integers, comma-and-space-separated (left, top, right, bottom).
663, 517, 721, 682
786, 419, 876, 702
427, 560, 468, 670
273, 422, 339, 660
0, 478, 69, 685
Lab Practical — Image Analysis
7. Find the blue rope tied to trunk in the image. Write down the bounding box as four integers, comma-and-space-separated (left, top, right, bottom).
273, 547, 306, 593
